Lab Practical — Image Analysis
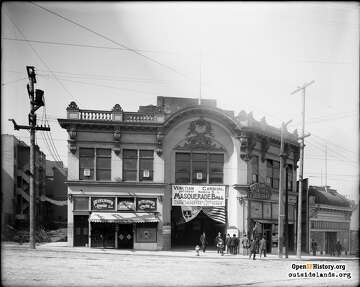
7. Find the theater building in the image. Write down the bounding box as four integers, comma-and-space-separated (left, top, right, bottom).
58, 96, 300, 251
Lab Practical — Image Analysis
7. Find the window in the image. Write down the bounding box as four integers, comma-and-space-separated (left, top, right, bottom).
266, 159, 280, 189
251, 156, 259, 183
79, 148, 111, 180
73, 197, 89, 210
79, 148, 95, 180
123, 149, 154, 181
96, 149, 111, 180
139, 150, 154, 181
175, 152, 224, 184
286, 165, 293, 191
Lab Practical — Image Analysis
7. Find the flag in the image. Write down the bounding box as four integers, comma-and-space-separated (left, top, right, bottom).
202, 206, 226, 224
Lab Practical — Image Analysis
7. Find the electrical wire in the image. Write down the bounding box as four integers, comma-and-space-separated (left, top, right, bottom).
29, 1, 187, 78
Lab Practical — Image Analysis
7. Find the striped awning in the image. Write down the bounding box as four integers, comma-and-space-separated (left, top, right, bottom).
89, 212, 159, 223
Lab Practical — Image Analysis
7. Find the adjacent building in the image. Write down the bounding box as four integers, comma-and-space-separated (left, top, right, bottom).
1, 134, 46, 239
304, 185, 352, 255
58, 96, 300, 251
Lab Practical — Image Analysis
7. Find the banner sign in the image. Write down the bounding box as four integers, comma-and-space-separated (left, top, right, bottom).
172, 185, 225, 207
91, 197, 115, 210
136, 198, 157, 211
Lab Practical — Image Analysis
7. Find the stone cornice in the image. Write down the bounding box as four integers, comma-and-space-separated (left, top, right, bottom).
65, 180, 168, 188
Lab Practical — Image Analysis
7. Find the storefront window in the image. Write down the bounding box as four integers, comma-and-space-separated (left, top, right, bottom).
136, 223, 157, 243
74, 197, 89, 210
175, 152, 224, 184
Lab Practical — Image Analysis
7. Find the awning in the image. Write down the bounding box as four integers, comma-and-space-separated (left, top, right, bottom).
89, 212, 159, 223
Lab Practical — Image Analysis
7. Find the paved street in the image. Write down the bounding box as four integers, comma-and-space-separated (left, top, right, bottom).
2, 243, 359, 287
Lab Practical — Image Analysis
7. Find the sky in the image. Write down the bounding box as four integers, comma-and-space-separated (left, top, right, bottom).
2, 2, 359, 201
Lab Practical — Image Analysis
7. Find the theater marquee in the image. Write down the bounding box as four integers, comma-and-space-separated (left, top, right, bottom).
172, 185, 225, 207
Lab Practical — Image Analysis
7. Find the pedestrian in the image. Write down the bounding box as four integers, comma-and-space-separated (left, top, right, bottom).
235, 234, 239, 255
195, 245, 200, 256
249, 238, 259, 260
311, 239, 317, 256
200, 232, 208, 253
215, 232, 223, 254
216, 237, 225, 256
230, 234, 237, 254
225, 234, 231, 254
241, 234, 249, 255
336, 241, 342, 256
259, 236, 267, 258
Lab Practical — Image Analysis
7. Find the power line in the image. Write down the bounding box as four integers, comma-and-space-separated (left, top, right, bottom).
311, 133, 358, 155
29, 2, 187, 78
2, 37, 181, 54
1, 77, 27, 86
3, 7, 74, 101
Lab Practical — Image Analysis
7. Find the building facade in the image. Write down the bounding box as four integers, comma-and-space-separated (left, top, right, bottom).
1, 134, 46, 238
305, 185, 352, 255
58, 97, 300, 251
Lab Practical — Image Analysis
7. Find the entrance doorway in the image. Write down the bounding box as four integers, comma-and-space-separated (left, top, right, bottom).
91, 223, 115, 248
325, 232, 337, 255
74, 215, 89, 247
117, 224, 133, 249
171, 211, 225, 248
263, 223, 272, 253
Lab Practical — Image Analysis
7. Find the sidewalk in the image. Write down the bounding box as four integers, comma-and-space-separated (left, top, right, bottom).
3, 241, 358, 261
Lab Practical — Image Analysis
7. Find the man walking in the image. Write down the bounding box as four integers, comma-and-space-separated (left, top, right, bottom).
259, 236, 267, 258
336, 241, 342, 256
249, 238, 259, 260
225, 234, 231, 254
230, 234, 237, 254
200, 232, 207, 253
241, 234, 249, 255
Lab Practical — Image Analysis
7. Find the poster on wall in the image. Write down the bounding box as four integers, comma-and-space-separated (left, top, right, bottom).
91, 197, 115, 210
172, 185, 225, 207
136, 198, 157, 211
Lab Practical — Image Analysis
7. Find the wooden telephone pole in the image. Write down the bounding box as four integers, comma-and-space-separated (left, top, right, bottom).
291, 80, 314, 259
9, 66, 50, 249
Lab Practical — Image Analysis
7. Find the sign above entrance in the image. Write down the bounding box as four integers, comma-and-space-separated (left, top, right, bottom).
91, 197, 115, 210
248, 183, 271, 200
172, 185, 225, 207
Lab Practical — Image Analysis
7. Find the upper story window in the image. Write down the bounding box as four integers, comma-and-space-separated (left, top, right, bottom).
79, 148, 111, 180
175, 152, 224, 184
123, 149, 154, 181
266, 159, 280, 189
286, 164, 293, 191
251, 155, 259, 183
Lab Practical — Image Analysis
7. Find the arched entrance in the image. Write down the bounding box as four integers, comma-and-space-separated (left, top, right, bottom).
171, 206, 226, 248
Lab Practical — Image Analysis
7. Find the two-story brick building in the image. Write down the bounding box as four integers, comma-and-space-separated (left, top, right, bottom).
58, 97, 300, 251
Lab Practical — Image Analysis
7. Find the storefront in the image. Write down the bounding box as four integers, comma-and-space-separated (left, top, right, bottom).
72, 195, 161, 249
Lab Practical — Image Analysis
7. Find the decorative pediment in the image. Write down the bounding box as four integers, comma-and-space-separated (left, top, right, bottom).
175, 117, 225, 151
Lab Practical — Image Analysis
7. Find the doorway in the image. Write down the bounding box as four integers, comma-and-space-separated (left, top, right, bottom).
117, 224, 134, 249
91, 223, 115, 248
171, 211, 225, 248
263, 223, 272, 253
325, 232, 337, 255
74, 215, 89, 247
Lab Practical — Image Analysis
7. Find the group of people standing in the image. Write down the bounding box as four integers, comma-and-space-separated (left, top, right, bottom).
198, 232, 267, 260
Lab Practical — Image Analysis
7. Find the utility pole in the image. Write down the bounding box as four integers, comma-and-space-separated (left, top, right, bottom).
9, 66, 49, 249
291, 80, 314, 259
325, 144, 327, 187
278, 119, 292, 258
